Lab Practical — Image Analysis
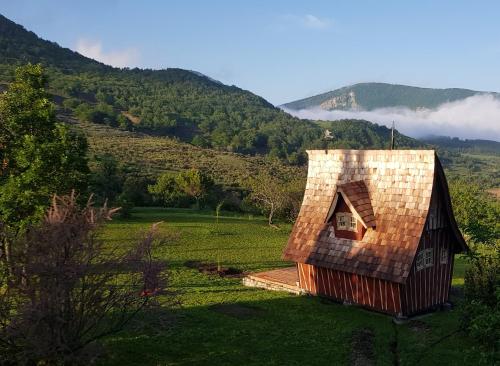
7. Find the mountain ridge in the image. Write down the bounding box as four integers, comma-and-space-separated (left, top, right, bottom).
0, 13, 425, 165
282, 82, 499, 111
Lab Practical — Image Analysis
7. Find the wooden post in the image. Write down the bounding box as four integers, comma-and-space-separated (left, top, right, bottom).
391, 121, 395, 150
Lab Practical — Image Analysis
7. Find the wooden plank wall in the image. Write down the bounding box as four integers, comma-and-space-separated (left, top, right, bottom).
400, 186, 455, 316
400, 229, 454, 316
297, 263, 402, 315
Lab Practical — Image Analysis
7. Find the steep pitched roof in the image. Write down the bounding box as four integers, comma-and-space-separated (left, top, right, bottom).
336, 180, 376, 228
282, 149, 466, 284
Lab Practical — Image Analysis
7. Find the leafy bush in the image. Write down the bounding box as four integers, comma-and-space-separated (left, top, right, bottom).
461, 248, 500, 364
148, 169, 222, 209
449, 180, 500, 245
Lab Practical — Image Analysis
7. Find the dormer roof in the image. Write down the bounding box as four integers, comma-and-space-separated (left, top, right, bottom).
336, 180, 376, 228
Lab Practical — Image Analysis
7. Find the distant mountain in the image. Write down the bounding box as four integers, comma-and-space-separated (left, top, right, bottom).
282, 82, 499, 111
0, 14, 423, 165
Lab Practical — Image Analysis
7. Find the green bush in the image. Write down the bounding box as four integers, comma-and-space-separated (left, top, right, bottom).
461, 249, 500, 363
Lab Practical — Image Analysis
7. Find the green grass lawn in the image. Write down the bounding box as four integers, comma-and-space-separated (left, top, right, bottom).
100, 208, 479, 366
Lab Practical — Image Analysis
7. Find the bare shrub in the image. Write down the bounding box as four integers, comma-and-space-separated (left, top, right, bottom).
0, 192, 169, 365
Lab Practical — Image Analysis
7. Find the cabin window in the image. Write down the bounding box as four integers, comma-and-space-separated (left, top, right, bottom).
336, 213, 347, 230
416, 251, 424, 271
440, 248, 448, 264
424, 249, 433, 268
349, 215, 357, 231
336, 213, 357, 232
416, 249, 434, 271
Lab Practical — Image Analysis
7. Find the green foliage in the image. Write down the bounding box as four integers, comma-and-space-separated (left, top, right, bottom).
449, 180, 500, 245
461, 249, 500, 364
315, 119, 421, 149
175, 169, 211, 209
148, 169, 219, 209
89, 153, 123, 204
0, 15, 426, 166
120, 176, 153, 207
0, 64, 88, 232
148, 172, 189, 207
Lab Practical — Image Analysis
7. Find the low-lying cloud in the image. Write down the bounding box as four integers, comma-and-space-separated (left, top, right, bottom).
75, 38, 140, 68
283, 94, 500, 141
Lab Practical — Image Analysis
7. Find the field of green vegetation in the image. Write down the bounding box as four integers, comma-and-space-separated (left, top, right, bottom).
77, 120, 304, 186
100, 208, 480, 366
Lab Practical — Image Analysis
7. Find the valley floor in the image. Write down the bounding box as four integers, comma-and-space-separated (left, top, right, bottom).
101, 208, 480, 366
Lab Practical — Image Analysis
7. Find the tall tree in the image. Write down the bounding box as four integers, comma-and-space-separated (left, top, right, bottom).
0, 64, 89, 259
247, 172, 288, 226
175, 169, 210, 209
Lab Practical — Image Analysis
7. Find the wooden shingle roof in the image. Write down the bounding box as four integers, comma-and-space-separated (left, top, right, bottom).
282, 149, 464, 284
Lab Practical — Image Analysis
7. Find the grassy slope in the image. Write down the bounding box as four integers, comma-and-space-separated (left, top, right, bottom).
99, 208, 478, 366
440, 151, 500, 188
78, 120, 305, 185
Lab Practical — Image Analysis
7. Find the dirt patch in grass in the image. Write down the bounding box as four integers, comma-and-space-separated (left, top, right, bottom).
210, 303, 264, 319
408, 320, 431, 333
350, 328, 375, 366
184, 260, 244, 278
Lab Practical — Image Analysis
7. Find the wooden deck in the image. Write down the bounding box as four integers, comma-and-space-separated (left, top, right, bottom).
242, 267, 303, 295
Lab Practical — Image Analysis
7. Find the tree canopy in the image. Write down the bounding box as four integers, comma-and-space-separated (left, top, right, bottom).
0, 63, 89, 233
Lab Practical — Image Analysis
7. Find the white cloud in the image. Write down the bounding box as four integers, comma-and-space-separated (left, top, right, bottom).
75, 38, 140, 68
283, 94, 500, 141
278, 14, 333, 31
302, 14, 332, 29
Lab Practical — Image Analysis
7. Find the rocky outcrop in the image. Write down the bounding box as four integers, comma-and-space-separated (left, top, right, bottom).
320, 91, 359, 110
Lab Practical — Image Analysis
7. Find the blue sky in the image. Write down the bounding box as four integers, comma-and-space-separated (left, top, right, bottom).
2, 0, 500, 105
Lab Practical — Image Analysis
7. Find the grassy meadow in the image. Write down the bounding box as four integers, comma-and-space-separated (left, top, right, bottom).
100, 208, 480, 366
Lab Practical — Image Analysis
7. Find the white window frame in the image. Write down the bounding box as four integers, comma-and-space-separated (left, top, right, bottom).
349, 215, 357, 231
336, 213, 347, 230
440, 247, 448, 264
336, 213, 358, 232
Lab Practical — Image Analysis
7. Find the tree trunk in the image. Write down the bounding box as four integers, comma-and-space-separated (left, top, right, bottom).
1, 237, 12, 277
268, 203, 274, 226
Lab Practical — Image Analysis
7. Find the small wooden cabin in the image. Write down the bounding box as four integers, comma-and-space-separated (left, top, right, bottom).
282, 150, 467, 317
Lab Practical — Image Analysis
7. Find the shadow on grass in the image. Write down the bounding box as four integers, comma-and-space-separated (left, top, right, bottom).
102, 291, 481, 366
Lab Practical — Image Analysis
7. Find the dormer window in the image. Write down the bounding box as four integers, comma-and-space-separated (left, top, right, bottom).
336, 213, 347, 230
349, 215, 357, 231
336, 213, 357, 232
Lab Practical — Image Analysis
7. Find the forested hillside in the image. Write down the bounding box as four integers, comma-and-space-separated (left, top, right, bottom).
421, 135, 500, 155
283, 82, 497, 111
0, 14, 424, 166
3, 13, 497, 189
